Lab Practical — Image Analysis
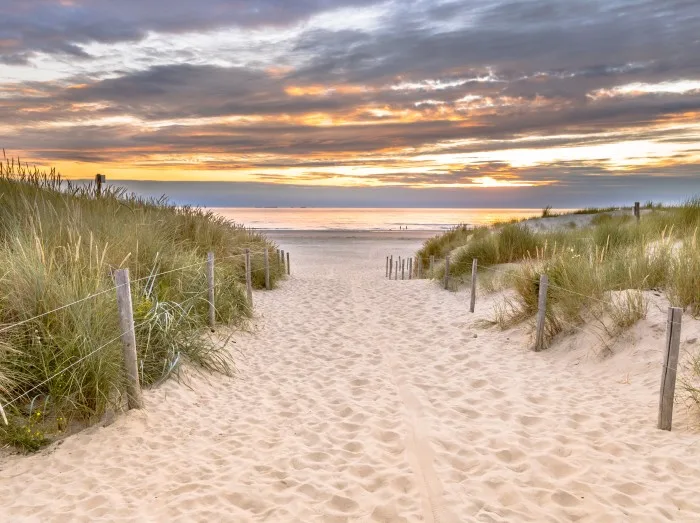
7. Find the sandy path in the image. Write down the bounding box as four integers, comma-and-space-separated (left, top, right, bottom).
2, 239, 700, 522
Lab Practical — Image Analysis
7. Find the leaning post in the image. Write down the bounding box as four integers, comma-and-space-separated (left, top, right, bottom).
245, 248, 253, 306
264, 249, 271, 290
469, 258, 478, 313
444, 256, 450, 290
114, 269, 143, 410
207, 252, 215, 328
533, 273, 549, 351
658, 307, 683, 430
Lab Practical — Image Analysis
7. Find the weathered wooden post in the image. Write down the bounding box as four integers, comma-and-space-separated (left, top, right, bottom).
95, 173, 106, 198
281, 250, 285, 273
470, 258, 478, 313
533, 273, 549, 351
401, 259, 405, 280
658, 307, 683, 431
634, 201, 640, 222
245, 248, 253, 306
444, 256, 450, 290
114, 269, 143, 409
395, 261, 399, 280
264, 249, 271, 290
386, 256, 389, 277
286, 252, 290, 276
207, 252, 215, 328
430, 255, 435, 274
389, 255, 393, 279
408, 258, 413, 280
276, 249, 281, 270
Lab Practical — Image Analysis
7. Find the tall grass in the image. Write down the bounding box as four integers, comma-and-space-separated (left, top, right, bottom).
0, 155, 283, 451
419, 198, 699, 344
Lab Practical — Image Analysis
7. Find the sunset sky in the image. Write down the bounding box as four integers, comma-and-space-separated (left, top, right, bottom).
1, 0, 699, 206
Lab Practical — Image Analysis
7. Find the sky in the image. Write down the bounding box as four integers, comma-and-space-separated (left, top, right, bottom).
1, 0, 699, 207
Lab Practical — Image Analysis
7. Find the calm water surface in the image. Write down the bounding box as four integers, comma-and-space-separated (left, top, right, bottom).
211, 208, 571, 231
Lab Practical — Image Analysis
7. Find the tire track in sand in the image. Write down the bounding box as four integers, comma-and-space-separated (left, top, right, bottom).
360, 282, 460, 523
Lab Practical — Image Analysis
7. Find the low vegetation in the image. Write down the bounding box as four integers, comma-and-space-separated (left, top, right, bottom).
419, 197, 700, 415
419, 199, 700, 339
0, 155, 283, 451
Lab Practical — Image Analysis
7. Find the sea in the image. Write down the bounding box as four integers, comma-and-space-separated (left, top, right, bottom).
211, 208, 570, 232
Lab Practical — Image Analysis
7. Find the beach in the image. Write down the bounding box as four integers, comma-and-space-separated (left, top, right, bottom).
2, 230, 700, 522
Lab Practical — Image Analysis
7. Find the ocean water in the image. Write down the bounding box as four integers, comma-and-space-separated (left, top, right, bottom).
210, 208, 570, 231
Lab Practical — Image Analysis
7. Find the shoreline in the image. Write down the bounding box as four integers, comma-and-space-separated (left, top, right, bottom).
260, 229, 441, 241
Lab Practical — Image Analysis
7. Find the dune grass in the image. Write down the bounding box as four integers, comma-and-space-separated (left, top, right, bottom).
419, 199, 700, 348
0, 156, 283, 451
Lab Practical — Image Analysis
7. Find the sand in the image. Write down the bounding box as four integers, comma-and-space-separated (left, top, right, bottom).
2, 232, 700, 522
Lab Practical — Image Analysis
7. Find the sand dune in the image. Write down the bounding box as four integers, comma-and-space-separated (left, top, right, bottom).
2, 237, 700, 522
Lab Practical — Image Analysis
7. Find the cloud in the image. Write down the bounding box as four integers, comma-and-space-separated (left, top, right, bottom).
0, 0, 377, 64
1, 0, 699, 204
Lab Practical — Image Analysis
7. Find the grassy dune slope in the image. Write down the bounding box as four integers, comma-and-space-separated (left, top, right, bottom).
418, 200, 700, 417
0, 157, 283, 451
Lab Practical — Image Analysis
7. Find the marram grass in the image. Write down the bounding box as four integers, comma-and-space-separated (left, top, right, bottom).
0, 155, 283, 451
417, 198, 700, 419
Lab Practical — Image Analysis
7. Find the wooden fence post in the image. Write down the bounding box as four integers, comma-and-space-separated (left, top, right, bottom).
444, 256, 450, 290
95, 173, 105, 198
401, 259, 405, 280
634, 201, 640, 222
533, 273, 549, 351
286, 252, 290, 275
386, 256, 389, 277
276, 249, 281, 270
389, 256, 393, 279
409, 258, 413, 280
281, 250, 285, 273
207, 252, 215, 328
470, 258, 478, 313
245, 248, 253, 306
264, 249, 270, 290
658, 307, 683, 430
114, 269, 143, 410
395, 261, 399, 280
